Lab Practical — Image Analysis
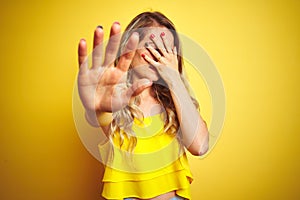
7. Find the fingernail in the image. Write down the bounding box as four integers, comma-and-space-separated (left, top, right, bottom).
114, 21, 120, 25
160, 32, 165, 37
97, 25, 103, 29
150, 34, 155, 39
141, 53, 145, 58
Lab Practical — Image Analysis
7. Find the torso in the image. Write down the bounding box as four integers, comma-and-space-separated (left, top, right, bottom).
128, 191, 176, 200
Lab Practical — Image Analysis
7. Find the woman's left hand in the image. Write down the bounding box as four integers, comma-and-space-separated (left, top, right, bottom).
141, 32, 180, 87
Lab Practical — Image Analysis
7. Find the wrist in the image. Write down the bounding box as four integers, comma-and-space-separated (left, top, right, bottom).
96, 111, 113, 127
166, 74, 183, 91
84, 110, 100, 127
85, 110, 113, 127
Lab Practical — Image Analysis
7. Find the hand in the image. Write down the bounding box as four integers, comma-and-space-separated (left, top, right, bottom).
77, 23, 152, 113
141, 32, 180, 86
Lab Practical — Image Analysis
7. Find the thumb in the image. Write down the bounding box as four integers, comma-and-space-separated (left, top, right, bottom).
124, 79, 153, 99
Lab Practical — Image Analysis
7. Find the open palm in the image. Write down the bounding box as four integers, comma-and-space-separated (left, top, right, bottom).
77, 23, 152, 114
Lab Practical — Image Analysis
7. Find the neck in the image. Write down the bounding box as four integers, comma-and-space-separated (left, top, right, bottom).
139, 86, 155, 101
132, 83, 162, 116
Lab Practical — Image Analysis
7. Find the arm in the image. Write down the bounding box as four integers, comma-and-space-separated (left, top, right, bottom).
77, 23, 152, 137
169, 75, 209, 156
141, 31, 209, 156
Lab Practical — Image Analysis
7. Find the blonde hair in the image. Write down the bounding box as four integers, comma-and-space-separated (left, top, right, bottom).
111, 11, 199, 153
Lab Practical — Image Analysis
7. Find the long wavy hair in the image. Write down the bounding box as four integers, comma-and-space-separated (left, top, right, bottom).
110, 11, 199, 153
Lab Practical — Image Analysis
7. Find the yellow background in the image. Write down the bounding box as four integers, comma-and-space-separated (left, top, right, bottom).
0, 0, 299, 199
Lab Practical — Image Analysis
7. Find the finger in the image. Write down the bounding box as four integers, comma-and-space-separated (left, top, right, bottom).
103, 22, 122, 67
117, 32, 139, 72
92, 26, 104, 69
150, 33, 167, 56
78, 39, 88, 72
145, 43, 163, 62
160, 32, 172, 53
173, 46, 178, 56
141, 53, 159, 67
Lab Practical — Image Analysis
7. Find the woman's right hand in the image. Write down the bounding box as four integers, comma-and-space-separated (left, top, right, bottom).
77, 23, 152, 114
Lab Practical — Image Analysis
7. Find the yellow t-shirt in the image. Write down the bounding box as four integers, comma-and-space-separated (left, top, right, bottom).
98, 113, 193, 200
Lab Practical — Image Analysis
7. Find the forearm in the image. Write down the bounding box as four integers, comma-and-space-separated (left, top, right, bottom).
85, 109, 100, 127
169, 75, 209, 156
85, 110, 112, 137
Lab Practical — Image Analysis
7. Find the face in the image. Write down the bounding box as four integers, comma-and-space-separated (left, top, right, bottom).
129, 26, 175, 82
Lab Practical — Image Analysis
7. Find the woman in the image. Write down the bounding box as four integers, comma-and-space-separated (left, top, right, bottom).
77, 11, 209, 200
